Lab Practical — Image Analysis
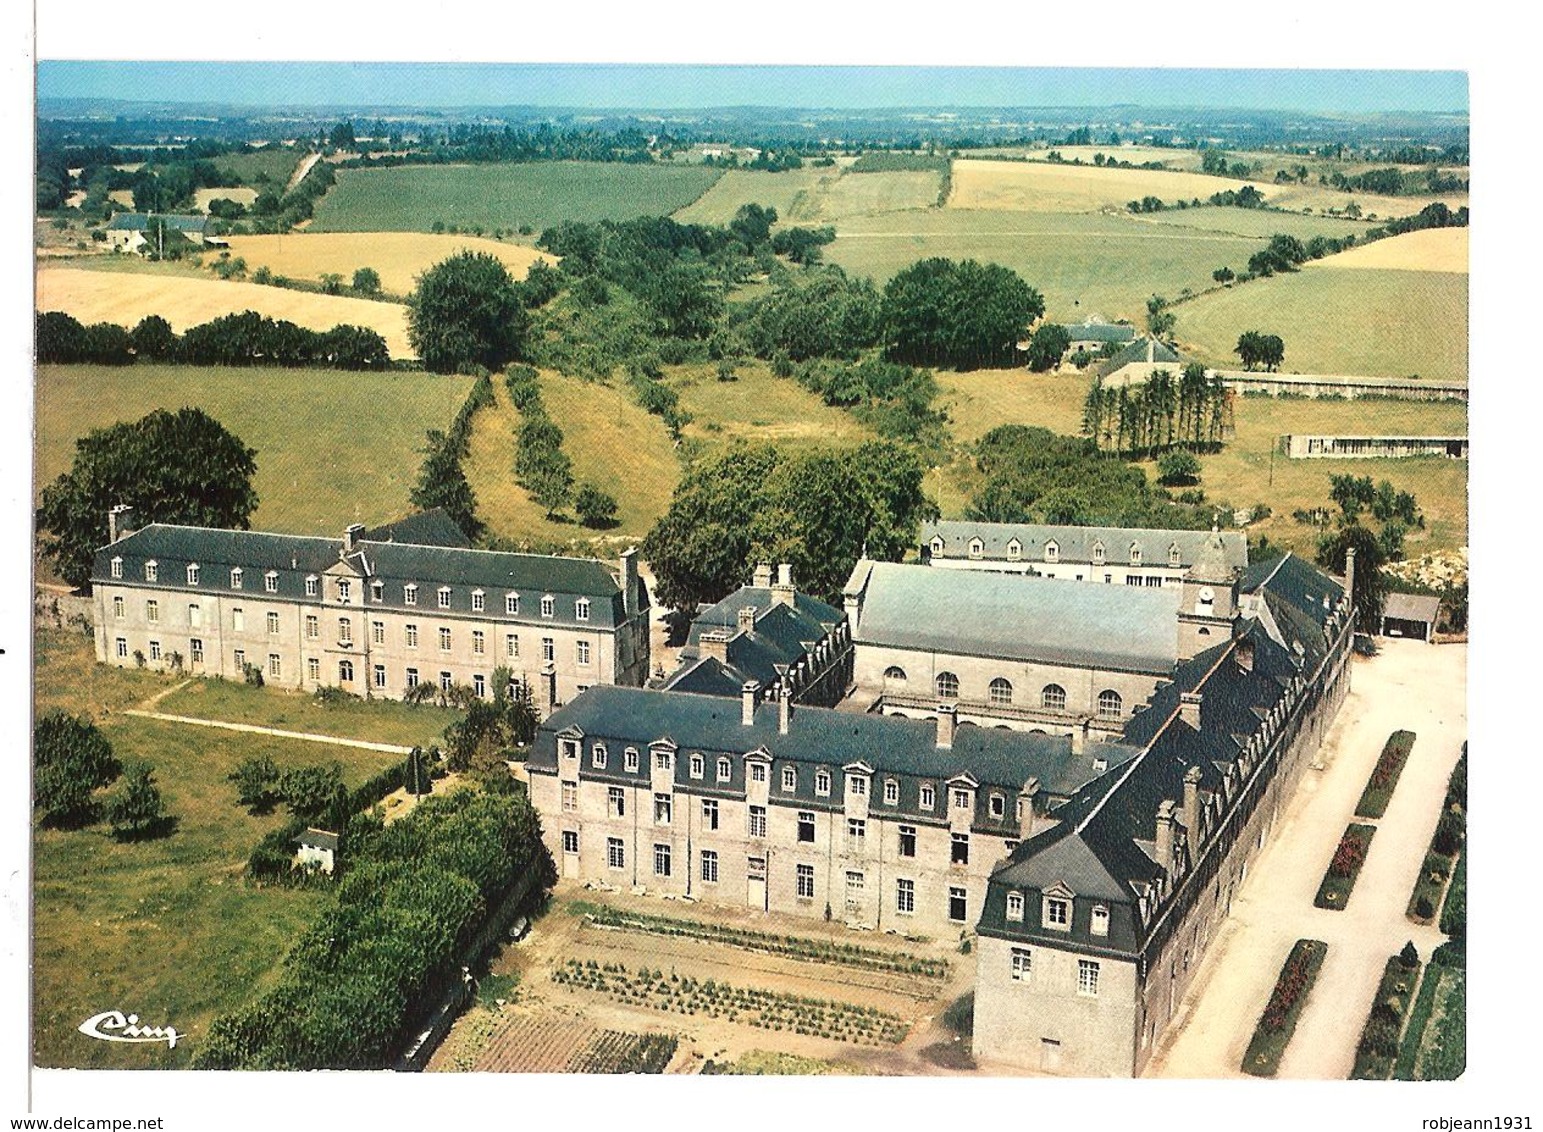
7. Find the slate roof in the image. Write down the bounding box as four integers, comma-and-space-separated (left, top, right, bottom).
1099, 337, 1182, 375
847, 560, 1182, 674
362, 509, 470, 549
1060, 320, 1136, 345
295, 828, 339, 851
105, 212, 208, 233
1383, 592, 1440, 624
1241, 553, 1345, 669
93, 523, 641, 629
665, 587, 844, 697
922, 521, 1246, 571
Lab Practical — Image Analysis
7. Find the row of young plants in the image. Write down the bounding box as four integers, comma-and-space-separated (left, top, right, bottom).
1406, 746, 1466, 923
1242, 939, 1329, 1076
409, 373, 495, 540
1355, 730, 1418, 819
1350, 945, 1423, 1079
1314, 823, 1377, 910
568, 1029, 679, 1074
574, 902, 948, 978
552, 959, 908, 1046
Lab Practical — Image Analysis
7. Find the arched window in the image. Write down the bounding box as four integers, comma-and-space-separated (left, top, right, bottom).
1098, 690, 1124, 720
989, 678, 1013, 706
935, 671, 959, 699
883, 665, 907, 687
1092, 542, 1105, 565
1041, 684, 1067, 711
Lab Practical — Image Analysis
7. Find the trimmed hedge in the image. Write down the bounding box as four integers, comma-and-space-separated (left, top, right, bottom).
1243, 939, 1328, 1076
1355, 730, 1416, 819
1315, 823, 1376, 910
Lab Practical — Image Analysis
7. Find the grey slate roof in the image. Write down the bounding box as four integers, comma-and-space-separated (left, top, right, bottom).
295, 828, 339, 851
1242, 553, 1345, 669
93, 523, 639, 629
1098, 337, 1182, 375
362, 509, 470, 549
922, 521, 1246, 571
106, 212, 208, 233
665, 587, 843, 697
1060, 320, 1136, 345
848, 560, 1182, 674
1383, 592, 1440, 624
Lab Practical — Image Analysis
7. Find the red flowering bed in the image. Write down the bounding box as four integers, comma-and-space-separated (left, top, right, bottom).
1243, 939, 1329, 1076
1315, 823, 1377, 909
1355, 730, 1417, 819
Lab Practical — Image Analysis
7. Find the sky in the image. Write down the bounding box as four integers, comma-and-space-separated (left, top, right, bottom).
35, 63, 1469, 115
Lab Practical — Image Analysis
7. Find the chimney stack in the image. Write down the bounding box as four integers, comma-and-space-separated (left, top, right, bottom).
620, 547, 639, 617
541, 661, 558, 715
1018, 777, 1041, 840
753, 563, 773, 588
737, 606, 757, 635
741, 680, 760, 727
108, 503, 138, 544
343, 523, 365, 555
700, 629, 730, 663
1344, 546, 1358, 615
772, 564, 795, 607
1183, 765, 1203, 847
935, 703, 957, 749
1179, 691, 1203, 730
1156, 800, 1177, 875
778, 691, 791, 735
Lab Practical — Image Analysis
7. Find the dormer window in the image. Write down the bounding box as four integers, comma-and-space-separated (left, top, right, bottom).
438, 586, 452, 609
930, 536, 945, 556
1091, 905, 1110, 936
815, 768, 831, 796
306, 576, 319, 597
337, 579, 352, 603
1044, 896, 1071, 930
717, 756, 732, 782
847, 773, 867, 797
186, 563, 200, 585
229, 567, 242, 589
967, 537, 984, 559
782, 766, 797, 792
404, 584, 418, 606
1129, 543, 1142, 566
506, 593, 519, 615
576, 598, 591, 622
1092, 542, 1105, 566
883, 779, 899, 805
472, 590, 485, 612
264, 570, 278, 593
920, 783, 936, 810
624, 747, 640, 773
111, 556, 123, 580
370, 580, 383, 602
1044, 540, 1058, 564
750, 762, 767, 784
1006, 892, 1024, 921
951, 787, 972, 810
1006, 538, 1022, 561
541, 595, 555, 618
1169, 543, 1182, 568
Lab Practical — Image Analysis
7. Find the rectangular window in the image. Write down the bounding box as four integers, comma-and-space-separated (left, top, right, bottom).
716, 757, 731, 783
625, 748, 639, 772
883, 779, 899, 805
796, 863, 815, 899
541, 595, 554, 618
405, 584, 418, 606
781, 766, 798, 792
113, 596, 125, 619
989, 793, 1006, 819
562, 830, 579, 855
541, 638, 555, 662
920, 784, 935, 810
439, 627, 452, 651
896, 878, 915, 914
111, 558, 123, 580
267, 611, 281, 635
267, 653, 281, 678
688, 753, 703, 779
750, 763, 767, 784
187, 602, 202, 626
374, 664, 387, 689
189, 638, 204, 664
472, 590, 485, 613
439, 671, 452, 691
562, 782, 578, 812
607, 838, 625, 870
899, 825, 917, 858
748, 806, 767, 838
264, 571, 278, 593
145, 599, 159, 623
306, 576, 319, 597
1045, 898, 1070, 929
592, 744, 608, 769
654, 794, 672, 825
438, 587, 451, 609
576, 640, 590, 665
845, 871, 865, 912
700, 849, 718, 883
337, 617, 351, 645
608, 787, 626, 818
338, 659, 354, 683
1078, 960, 1101, 997
370, 581, 383, 602
148, 640, 161, 661
472, 673, 486, 699
306, 615, 319, 640
506, 634, 519, 658
1092, 905, 1110, 937
1007, 892, 1024, 921
473, 630, 485, 656
654, 750, 672, 772
233, 648, 245, 669
186, 564, 200, 586
372, 620, 385, 645
952, 788, 971, 810
576, 598, 590, 622
506, 593, 519, 615
230, 567, 242, 590
232, 607, 244, 632
848, 775, 867, 796
405, 667, 419, 689
145, 561, 158, 583
654, 844, 672, 878
701, 799, 719, 830
116, 637, 128, 658
307, 657, 320, 681
846, 817, 866, 852
948, 886, 967, 922
815, 769, 831, 796
951, 833, 970, 865
1011, 947, 1032, 982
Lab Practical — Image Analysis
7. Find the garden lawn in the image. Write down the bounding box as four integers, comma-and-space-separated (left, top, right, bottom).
32, 627, 407, 1068
34, 364, 475, 537
310, 162, 724, 234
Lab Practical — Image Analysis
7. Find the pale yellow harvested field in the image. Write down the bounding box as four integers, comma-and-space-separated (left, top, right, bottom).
966, 145, 1205, 171
1265, 183, 1468, 220
192, 187, 258, 213
35, 265, 414, 358
108, 190, 134, 207
948, 158, 1275, 213
223, 232, 553, 295
1305, 226, 1468, 274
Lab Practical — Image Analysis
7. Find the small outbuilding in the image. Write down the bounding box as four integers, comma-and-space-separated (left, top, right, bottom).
293, 827, 339, 873
1381, 592, 1441, 643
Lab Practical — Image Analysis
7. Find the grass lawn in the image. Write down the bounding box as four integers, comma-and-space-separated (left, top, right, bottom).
1131, 207, 1368, 241
34, 364, 475, 537
206, 146, 304, 187
31, 627, 407, 1068
310, 162, 724, 234
668, 361, 878, 453
825, 209, 1279, 324
463, 371, 679, 547
1171, 268, 1468, 383
1395, 954, 1466, 1080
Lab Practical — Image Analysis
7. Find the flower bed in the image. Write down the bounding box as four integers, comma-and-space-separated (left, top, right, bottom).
1243, 939, 1328, 1077
1354, 730, 1417, 819
1405, 749, 1466, 923
552, 959, 909, 1046
1314, 823, 1377, 910
571, 902, 948, 979
1350, 951, 1422, 1079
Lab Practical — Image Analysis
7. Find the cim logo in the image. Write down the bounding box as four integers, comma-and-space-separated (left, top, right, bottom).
78, 1010, 181, 1050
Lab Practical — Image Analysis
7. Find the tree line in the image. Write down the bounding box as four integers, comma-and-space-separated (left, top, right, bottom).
37, 309, 391, 370
1081, 364, 1229, 458
409, 374, 494, 541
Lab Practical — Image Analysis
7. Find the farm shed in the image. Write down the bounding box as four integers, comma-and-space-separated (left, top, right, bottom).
293, 828, 339, 873
1381, 592, 1440, 643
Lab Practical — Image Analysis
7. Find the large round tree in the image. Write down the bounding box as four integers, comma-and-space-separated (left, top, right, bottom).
407, 251, 531, 373
881, 257, 1043, 369
37, 407, 259, 588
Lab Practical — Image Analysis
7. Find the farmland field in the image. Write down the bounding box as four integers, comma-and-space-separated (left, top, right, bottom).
36, 264, 416, 357
309, 161, 724, 234
673, 168, 836, 225
825, 209, 1268, 322
947, 157, 1276, 213
1130, 207, 1369, 241
35, 364, 474, 536
667, 362, 877, 452
31, 627, 403, 1069
960, 145, 1207, 171
192, 186, 257, 213
1171, 269, 1468, 383
1263, 183, 1468, 220
1305, 227, 1468, 274
223, 232, 553, 295
794, 170, 942, 221
207, 146, 304, 186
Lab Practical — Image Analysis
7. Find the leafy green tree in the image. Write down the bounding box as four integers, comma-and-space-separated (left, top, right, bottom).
328, 121, 356, 149
36, 311, 88, 363
105, 762, 167, 841
734, 268, 882, 362
229, 756, 282, 813
574, 483, 619, 528
409, 428, 482, 541
34, 710, 121, 827
351, 267, 381, 295
1157, 450, 1202, 487
37, 408, 259, 588
642, 264, 722, 339
1025, 323, 1072, 372
1316, 522, 1388, 633
279, 764, 347, 826
407, 251, 531, 373
1235, 330, 1285, 372
129, 315, 178, 360
729, 203, 778, 247
770, 225, 836, 265
882, 258, 1044, 369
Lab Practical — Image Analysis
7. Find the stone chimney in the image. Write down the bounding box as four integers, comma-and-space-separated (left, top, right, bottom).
1183, 765, 1204, 847
540, 661, 558, 715
1018, 777, 1041, 839
620, 547, 639, 617
1344, 546, 1358, 613
737, 606, 757, 635
1179, 691, 1203, 730
772, 563, 795, 607
935, 704, 957, 749
343, 523, 365, 555
753, 563, 774, 588
108, 503, 138, 543
1236, 637, 1255, 673
741, 680, 760, 727
700, 629, 731, 663
1155, 800, 1177, 875
1147, 337, 1155, 364
778, 691, 792, 735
